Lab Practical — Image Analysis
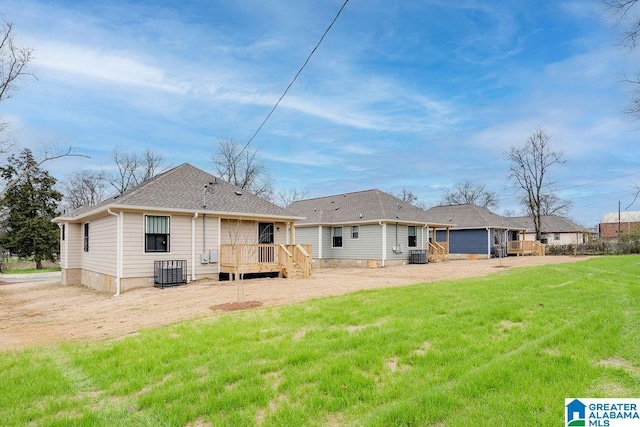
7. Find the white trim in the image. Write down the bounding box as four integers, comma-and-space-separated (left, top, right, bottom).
318, 226, 323, 259
380, 221, 387, 267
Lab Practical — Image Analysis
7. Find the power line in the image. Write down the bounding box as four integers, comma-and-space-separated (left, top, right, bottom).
234, 0, 350, 161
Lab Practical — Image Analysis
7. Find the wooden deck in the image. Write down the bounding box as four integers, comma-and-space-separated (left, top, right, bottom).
507, 240, 545, 256
219, 243, 312, 279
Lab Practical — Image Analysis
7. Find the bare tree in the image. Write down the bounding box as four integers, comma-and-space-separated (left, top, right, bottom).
62, 170, 107, 210
0, 17, 35, 150
505, 128, 570, 241
213, 140, 273, 200
395, 188, 427, 209
109, 147, 164, 195
441, 181, 499, 209
277, 188, 309, 208
604, 1, 640, 118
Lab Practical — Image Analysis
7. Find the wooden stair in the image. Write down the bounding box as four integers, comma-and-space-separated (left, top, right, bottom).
283, 263, 308, 279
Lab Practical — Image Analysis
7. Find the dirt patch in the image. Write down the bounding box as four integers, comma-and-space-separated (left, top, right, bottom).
211, 301, 262, 311
0, 256, 589, 352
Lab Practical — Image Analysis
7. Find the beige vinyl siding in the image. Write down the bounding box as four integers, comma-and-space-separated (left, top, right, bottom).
274, 222, 288, 244
221, 219, 258, 244
294, 227, 320, 257
193, 214, 219, 277
79, 215, 117, 276
63, 223, 83, 269
122, 212, 194, 278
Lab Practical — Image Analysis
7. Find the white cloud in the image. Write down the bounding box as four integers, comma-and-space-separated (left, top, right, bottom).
31, 40, 190, 94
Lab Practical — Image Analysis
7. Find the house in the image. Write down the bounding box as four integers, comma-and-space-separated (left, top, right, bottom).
53, 163, 311, 294
510, 215, 592, 245
599, 211, 640, 239
423, 204, 539, 258
286, 189, 452, 267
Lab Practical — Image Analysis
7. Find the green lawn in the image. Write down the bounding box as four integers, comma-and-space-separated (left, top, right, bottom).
2, 256, 639, 426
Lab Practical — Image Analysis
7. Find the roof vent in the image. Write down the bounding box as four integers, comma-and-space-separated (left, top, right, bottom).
235, 190, 242, 196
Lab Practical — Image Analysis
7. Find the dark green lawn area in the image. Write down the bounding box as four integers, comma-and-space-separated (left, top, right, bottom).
2, 256, 639, 426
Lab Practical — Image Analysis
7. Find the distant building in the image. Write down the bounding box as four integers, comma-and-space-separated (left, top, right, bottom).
599, 211, 640, 239
510, 215, 592, 246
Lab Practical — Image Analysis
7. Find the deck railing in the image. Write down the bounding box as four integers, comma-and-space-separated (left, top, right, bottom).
507, 240, 545, 256
428, 241, 447, 263
220, 243, 312, 277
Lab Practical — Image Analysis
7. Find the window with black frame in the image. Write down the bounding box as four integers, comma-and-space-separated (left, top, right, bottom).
145, 215, 170, 252
408, 225, 417, 247
333, 227, 343, 247
83, 223, 89, 252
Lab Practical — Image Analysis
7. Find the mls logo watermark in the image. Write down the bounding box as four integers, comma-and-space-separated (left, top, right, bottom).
566, 398, 640, 426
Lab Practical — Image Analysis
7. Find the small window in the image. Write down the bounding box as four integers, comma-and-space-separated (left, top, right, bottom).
554, 233, 560, 241
62, 224, 66, 241
408, 226, 417, 247
332, 227, 343, 248
146, 215, 170, 252
351, 225, 359, 239
83, 223, 89, 252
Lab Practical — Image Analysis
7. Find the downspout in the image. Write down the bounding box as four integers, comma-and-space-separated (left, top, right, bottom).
107, 209, 122, 296
379, 221, 386, 267
191, 213, 198, 281
317, 226, 322, 260
486, 227, 491, 259
421, 224, 428, 250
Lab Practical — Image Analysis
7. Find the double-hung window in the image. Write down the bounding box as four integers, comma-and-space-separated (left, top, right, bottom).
351, 225, 359, 239
332, 227, 343, 248
83, 223, 89, 252
145, 215, 170, 252
408, 226, 417, 247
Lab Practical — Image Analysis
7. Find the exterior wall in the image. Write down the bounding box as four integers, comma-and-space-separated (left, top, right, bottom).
62, 268, 81, 286
524, 231, 586, 245
121, 212, 198, 284
438, 229, 489, 258
192, 214, 221, 279
297, 223, 431, 267
60, 222, 82, 270
81, 269, 116, 293
295, 227, 320, 258
80, 215, 117, 276
599, 222, 640, 239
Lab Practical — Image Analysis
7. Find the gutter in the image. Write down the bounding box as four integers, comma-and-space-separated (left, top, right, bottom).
107, 209, 122, 296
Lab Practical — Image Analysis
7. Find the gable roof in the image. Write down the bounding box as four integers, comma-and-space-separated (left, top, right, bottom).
600, 211, 640, 224
55, 163, 301, 222
510, 215, 591, 233
286, 189, 449, 226
424, 203, 525, 230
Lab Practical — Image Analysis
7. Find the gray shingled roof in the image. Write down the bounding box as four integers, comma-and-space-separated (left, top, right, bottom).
55, 163, 300, 222
287, 189, 448, 226
510, 215, 591, 233
600, 211, 640, 223
424, 204, 525, 230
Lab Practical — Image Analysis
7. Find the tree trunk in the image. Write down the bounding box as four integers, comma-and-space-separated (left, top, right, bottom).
35, 259, 43, 269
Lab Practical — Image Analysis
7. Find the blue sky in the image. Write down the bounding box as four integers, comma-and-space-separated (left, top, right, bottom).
2, 0, 639, 227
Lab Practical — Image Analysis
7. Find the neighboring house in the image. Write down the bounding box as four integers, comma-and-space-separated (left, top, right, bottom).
286, 189, 452, 267
510, 215, 592, 245
53, 163, 310, 294
599, 211, 640, 239
423, 204, 535, 259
